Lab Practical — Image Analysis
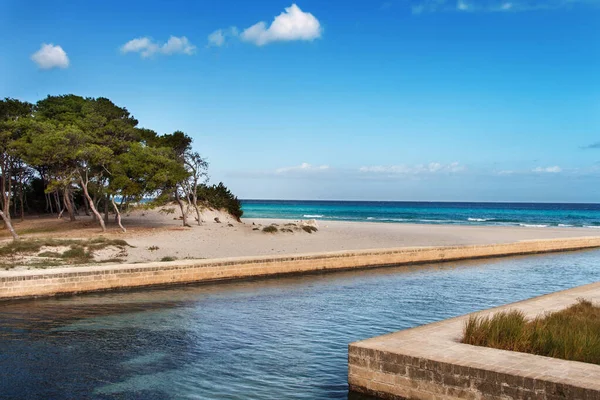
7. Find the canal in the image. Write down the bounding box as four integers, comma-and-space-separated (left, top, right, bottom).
1, 250, 599, 399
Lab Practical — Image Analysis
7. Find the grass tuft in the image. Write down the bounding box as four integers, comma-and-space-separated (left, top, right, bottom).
0, 237, 131, 267
302, 226, 318, 233
160, 256, 177, 262
462, 299, 600, 365
37, 251, 62, 258
262, 225, 278, 233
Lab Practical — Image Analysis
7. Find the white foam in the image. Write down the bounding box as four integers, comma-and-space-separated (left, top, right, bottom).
468, 218, 489, 222
584, 225, 600, 229
519, 224, 548, 228
558, 224, 574, 227
303, 215, 323, 218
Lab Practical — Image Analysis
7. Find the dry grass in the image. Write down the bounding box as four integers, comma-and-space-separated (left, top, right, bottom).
262, 225, 278, 233
0, 237, 131, 269
302, 226, 318, 234
462, 299, 600, 365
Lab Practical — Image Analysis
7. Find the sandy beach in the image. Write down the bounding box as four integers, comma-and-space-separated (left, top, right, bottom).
2, 206, 600, 268
123, 217, 600, 263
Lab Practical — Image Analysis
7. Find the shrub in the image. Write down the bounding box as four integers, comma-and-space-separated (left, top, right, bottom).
197, 182, 243, 221
38, 251, 61, 258
60, 246, 93, 263
302, 226, 318, 233
462, 299, 600, 365
160, 256, 177, 262
263, 225, 278, 233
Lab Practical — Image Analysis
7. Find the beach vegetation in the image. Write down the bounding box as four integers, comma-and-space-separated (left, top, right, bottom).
302, 226, 318, 233
197, 182, 243, 221
0, 237, 130, 268
262, 225, 278, 233
462, 299, 600, 365
160, 256, 177, 262
0, 94, 243, 239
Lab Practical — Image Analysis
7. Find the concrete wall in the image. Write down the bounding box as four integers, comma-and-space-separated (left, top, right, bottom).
1, 237, 600, 300
348, 346, 600, 400
349, 281, 600, 400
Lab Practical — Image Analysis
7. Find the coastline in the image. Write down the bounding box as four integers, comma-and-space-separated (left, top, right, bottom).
119, 217, 600, 263
1, 237, 600, 301
4, 207, 600, 267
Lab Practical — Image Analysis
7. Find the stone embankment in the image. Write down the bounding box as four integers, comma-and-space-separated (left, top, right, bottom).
1, 237, 600, 300
349, 281, 600, 400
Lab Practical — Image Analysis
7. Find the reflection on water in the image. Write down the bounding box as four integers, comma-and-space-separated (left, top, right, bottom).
0, 250, 599, 399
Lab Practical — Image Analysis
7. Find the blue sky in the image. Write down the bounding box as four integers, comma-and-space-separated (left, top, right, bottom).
2, 0, 599, 202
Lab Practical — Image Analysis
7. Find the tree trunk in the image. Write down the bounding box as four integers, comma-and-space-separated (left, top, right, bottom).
190, 192, 202, 226
46, 192, 53, 214
19, 177, 24, 222
104, 194, 109, 223
111, 197, 126, 233
0, 210, 18, 240
63, 187, 76, 222
71, 192, 79, 215
54, 191, 61, 218
12, 183, 17, 217
83, 194, 91, 216
80, 177, 105, 232
175, 190, 190, 227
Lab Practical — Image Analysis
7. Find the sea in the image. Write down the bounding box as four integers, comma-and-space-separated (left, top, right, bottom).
241, 200, 600, 228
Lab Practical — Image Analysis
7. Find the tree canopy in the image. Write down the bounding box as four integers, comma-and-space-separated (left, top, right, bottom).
0, 94, 240, 239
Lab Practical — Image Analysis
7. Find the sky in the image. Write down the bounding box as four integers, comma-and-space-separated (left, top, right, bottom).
1, 0, 599, 202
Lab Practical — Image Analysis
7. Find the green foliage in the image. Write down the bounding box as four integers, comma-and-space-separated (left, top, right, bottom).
462, 299, 600, 365
197, 182, 243, 221
263, 225, 278, 233
0, 94, 243, 235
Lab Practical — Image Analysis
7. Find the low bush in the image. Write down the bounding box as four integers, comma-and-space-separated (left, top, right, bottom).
302, 226, 318, 233
462, 299, 600, 365
197, 182, 243, 221
263, 225, 278, 233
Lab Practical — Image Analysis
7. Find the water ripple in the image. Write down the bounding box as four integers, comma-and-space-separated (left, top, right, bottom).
0, 250, 599, 399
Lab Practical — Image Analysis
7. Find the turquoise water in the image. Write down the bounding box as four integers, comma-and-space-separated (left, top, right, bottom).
242, 200, 600, 228
1, 250, 599, 399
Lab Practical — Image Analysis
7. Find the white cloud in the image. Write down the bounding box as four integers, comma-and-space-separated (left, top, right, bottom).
457, 0, 470, 11
121, 36, 196, 58
360, 162, 466, 175
31, 44, 69, 69
207, 27, 239, 47
240, 4, 322, 46
276, 163, 330, 174
497, 170, 516, 175
208, 30, 225, 47
533, 166, 562, 173
411, 0, 598, 13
